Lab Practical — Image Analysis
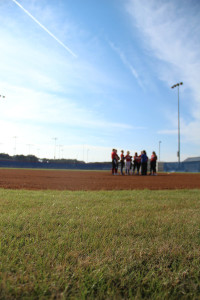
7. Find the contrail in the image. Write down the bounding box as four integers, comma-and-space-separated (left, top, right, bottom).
11, 0, 77, 57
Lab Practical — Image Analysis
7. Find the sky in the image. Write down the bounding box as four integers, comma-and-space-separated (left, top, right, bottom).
0, 0, 200, 162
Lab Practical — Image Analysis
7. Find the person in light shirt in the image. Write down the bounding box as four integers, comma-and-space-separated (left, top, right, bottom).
125, 151, 132, 175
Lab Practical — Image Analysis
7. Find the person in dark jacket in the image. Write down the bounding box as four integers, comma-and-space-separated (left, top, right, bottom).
120, 150, 125, 175
141, 150, 148, 175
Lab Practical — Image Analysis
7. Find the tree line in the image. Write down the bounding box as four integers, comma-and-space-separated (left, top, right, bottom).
0, 153, 110, 164
0, 153, 84, 164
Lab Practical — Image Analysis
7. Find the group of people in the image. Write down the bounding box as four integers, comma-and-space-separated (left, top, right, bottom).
111, 149, 157, 176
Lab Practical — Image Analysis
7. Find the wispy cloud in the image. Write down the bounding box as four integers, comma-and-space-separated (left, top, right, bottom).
0, 0, 138, 158
157, 129, 177, 135
11, 0, 77, 57
1, 82, 133, 131
109, 41, 144, 89
126, 0, 200, 145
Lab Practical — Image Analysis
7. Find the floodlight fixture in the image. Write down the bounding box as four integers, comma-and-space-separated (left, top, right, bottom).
171, 82, 183, 164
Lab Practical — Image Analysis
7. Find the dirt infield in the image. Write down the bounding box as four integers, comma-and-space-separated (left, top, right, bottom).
0, 168, 200, 190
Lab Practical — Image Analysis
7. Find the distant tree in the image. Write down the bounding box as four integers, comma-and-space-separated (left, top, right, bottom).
0, 153, 11, 160
26, 155, 38, 162
14, 155, 27, 161
43, 158, 85, 164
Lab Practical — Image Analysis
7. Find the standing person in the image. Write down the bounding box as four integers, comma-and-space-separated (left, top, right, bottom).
111, 149, 117, 175
150, 151, 157, 175
135, 152, 141, 175
132, 152, 137, 175
115, 150, 120, 175
130, 155, 133, 174
120, 150, 125, 175
141, 150, 148, 175
125, 151, 132, 175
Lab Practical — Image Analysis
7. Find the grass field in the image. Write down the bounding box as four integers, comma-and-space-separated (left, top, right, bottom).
1, 188, 200, 299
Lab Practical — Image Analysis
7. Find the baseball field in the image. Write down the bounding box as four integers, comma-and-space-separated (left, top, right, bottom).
1, 169, 200, 299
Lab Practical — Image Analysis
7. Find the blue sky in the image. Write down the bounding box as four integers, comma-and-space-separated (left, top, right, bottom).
0, 0, 200, 162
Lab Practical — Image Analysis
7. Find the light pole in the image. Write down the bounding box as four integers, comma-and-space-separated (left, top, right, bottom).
59, 145, 63, 159
13, 136, 17, 156
159, 141, 162, 162
87, 149, 90, 163
171, 82, 183, 164
53, 137, 57, 159
27, 144, 33, 154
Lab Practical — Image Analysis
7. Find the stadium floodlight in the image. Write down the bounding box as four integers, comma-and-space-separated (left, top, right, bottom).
27, 144, 33, 154
13, 136, 17, 156
87, 149, 90, 163
53, 137, 57, 159
58, 145, 63, 159
171, 82, 183, 164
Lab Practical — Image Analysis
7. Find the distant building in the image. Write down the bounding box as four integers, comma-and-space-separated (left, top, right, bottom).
158, 156, 200, 173
183, 157, 200, 162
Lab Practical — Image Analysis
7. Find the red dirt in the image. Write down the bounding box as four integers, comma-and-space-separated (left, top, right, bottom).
0, 169, 199, 191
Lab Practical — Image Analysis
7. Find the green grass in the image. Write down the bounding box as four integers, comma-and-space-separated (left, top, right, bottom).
1, 189, 200, 299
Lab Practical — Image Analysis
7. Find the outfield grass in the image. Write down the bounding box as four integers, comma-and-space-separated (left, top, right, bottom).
0, 189, 200, 299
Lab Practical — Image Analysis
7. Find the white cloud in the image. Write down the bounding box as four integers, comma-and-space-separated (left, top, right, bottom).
109, 41, 145, 89
158, 129, 177, 135
1, 82, 133, 132
126, 0, 200, 145
0, 1, 133, 134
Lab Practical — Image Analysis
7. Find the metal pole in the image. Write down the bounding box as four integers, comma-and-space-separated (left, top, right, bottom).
177, 85, 180, 164
171, 82, 183, 164
87, 149, 89, 163
59, 145, 63, 159
13, 136, 17, 155
159, 141, 161, 162
53, 138, 57, 159
27, 144, 33, 154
